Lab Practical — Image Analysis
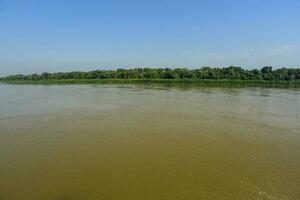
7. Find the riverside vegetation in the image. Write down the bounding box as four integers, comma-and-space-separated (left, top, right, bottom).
1, 66, 300, 86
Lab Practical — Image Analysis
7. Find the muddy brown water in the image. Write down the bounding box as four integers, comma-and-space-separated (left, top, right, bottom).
0, 84, 299, 200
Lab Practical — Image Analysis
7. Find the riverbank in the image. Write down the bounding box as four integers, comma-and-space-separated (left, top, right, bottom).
1, 79, 300, 87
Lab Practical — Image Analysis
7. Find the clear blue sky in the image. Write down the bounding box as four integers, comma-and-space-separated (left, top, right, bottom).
0, 0, 300, 75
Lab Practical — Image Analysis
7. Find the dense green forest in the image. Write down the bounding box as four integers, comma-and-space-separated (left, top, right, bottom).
1, 66, 300, 82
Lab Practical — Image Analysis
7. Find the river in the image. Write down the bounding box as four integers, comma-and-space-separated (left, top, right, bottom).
0, 84, 299, 200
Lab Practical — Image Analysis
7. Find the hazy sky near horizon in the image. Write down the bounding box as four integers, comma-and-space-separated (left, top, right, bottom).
0, 0, 300, 76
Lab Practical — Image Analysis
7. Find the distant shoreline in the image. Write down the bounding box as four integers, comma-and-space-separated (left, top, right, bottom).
1, 67, 300, 87
1, 79, 300, 87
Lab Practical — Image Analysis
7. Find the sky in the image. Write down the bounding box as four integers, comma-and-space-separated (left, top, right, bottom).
0, 0, 300, 76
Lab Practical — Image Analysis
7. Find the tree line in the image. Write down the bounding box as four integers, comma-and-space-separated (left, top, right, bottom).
1, 66, 300, 81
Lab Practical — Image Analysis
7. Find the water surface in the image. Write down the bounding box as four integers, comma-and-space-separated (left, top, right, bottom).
0, 84, 300, 200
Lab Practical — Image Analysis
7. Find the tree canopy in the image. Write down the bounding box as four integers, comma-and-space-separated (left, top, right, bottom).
1, 66, 300, 81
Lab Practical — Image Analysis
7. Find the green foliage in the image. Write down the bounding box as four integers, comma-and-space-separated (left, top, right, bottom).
1, 66, 300, 82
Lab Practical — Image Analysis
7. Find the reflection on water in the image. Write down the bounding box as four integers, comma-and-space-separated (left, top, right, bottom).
0, 84, 300, 200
